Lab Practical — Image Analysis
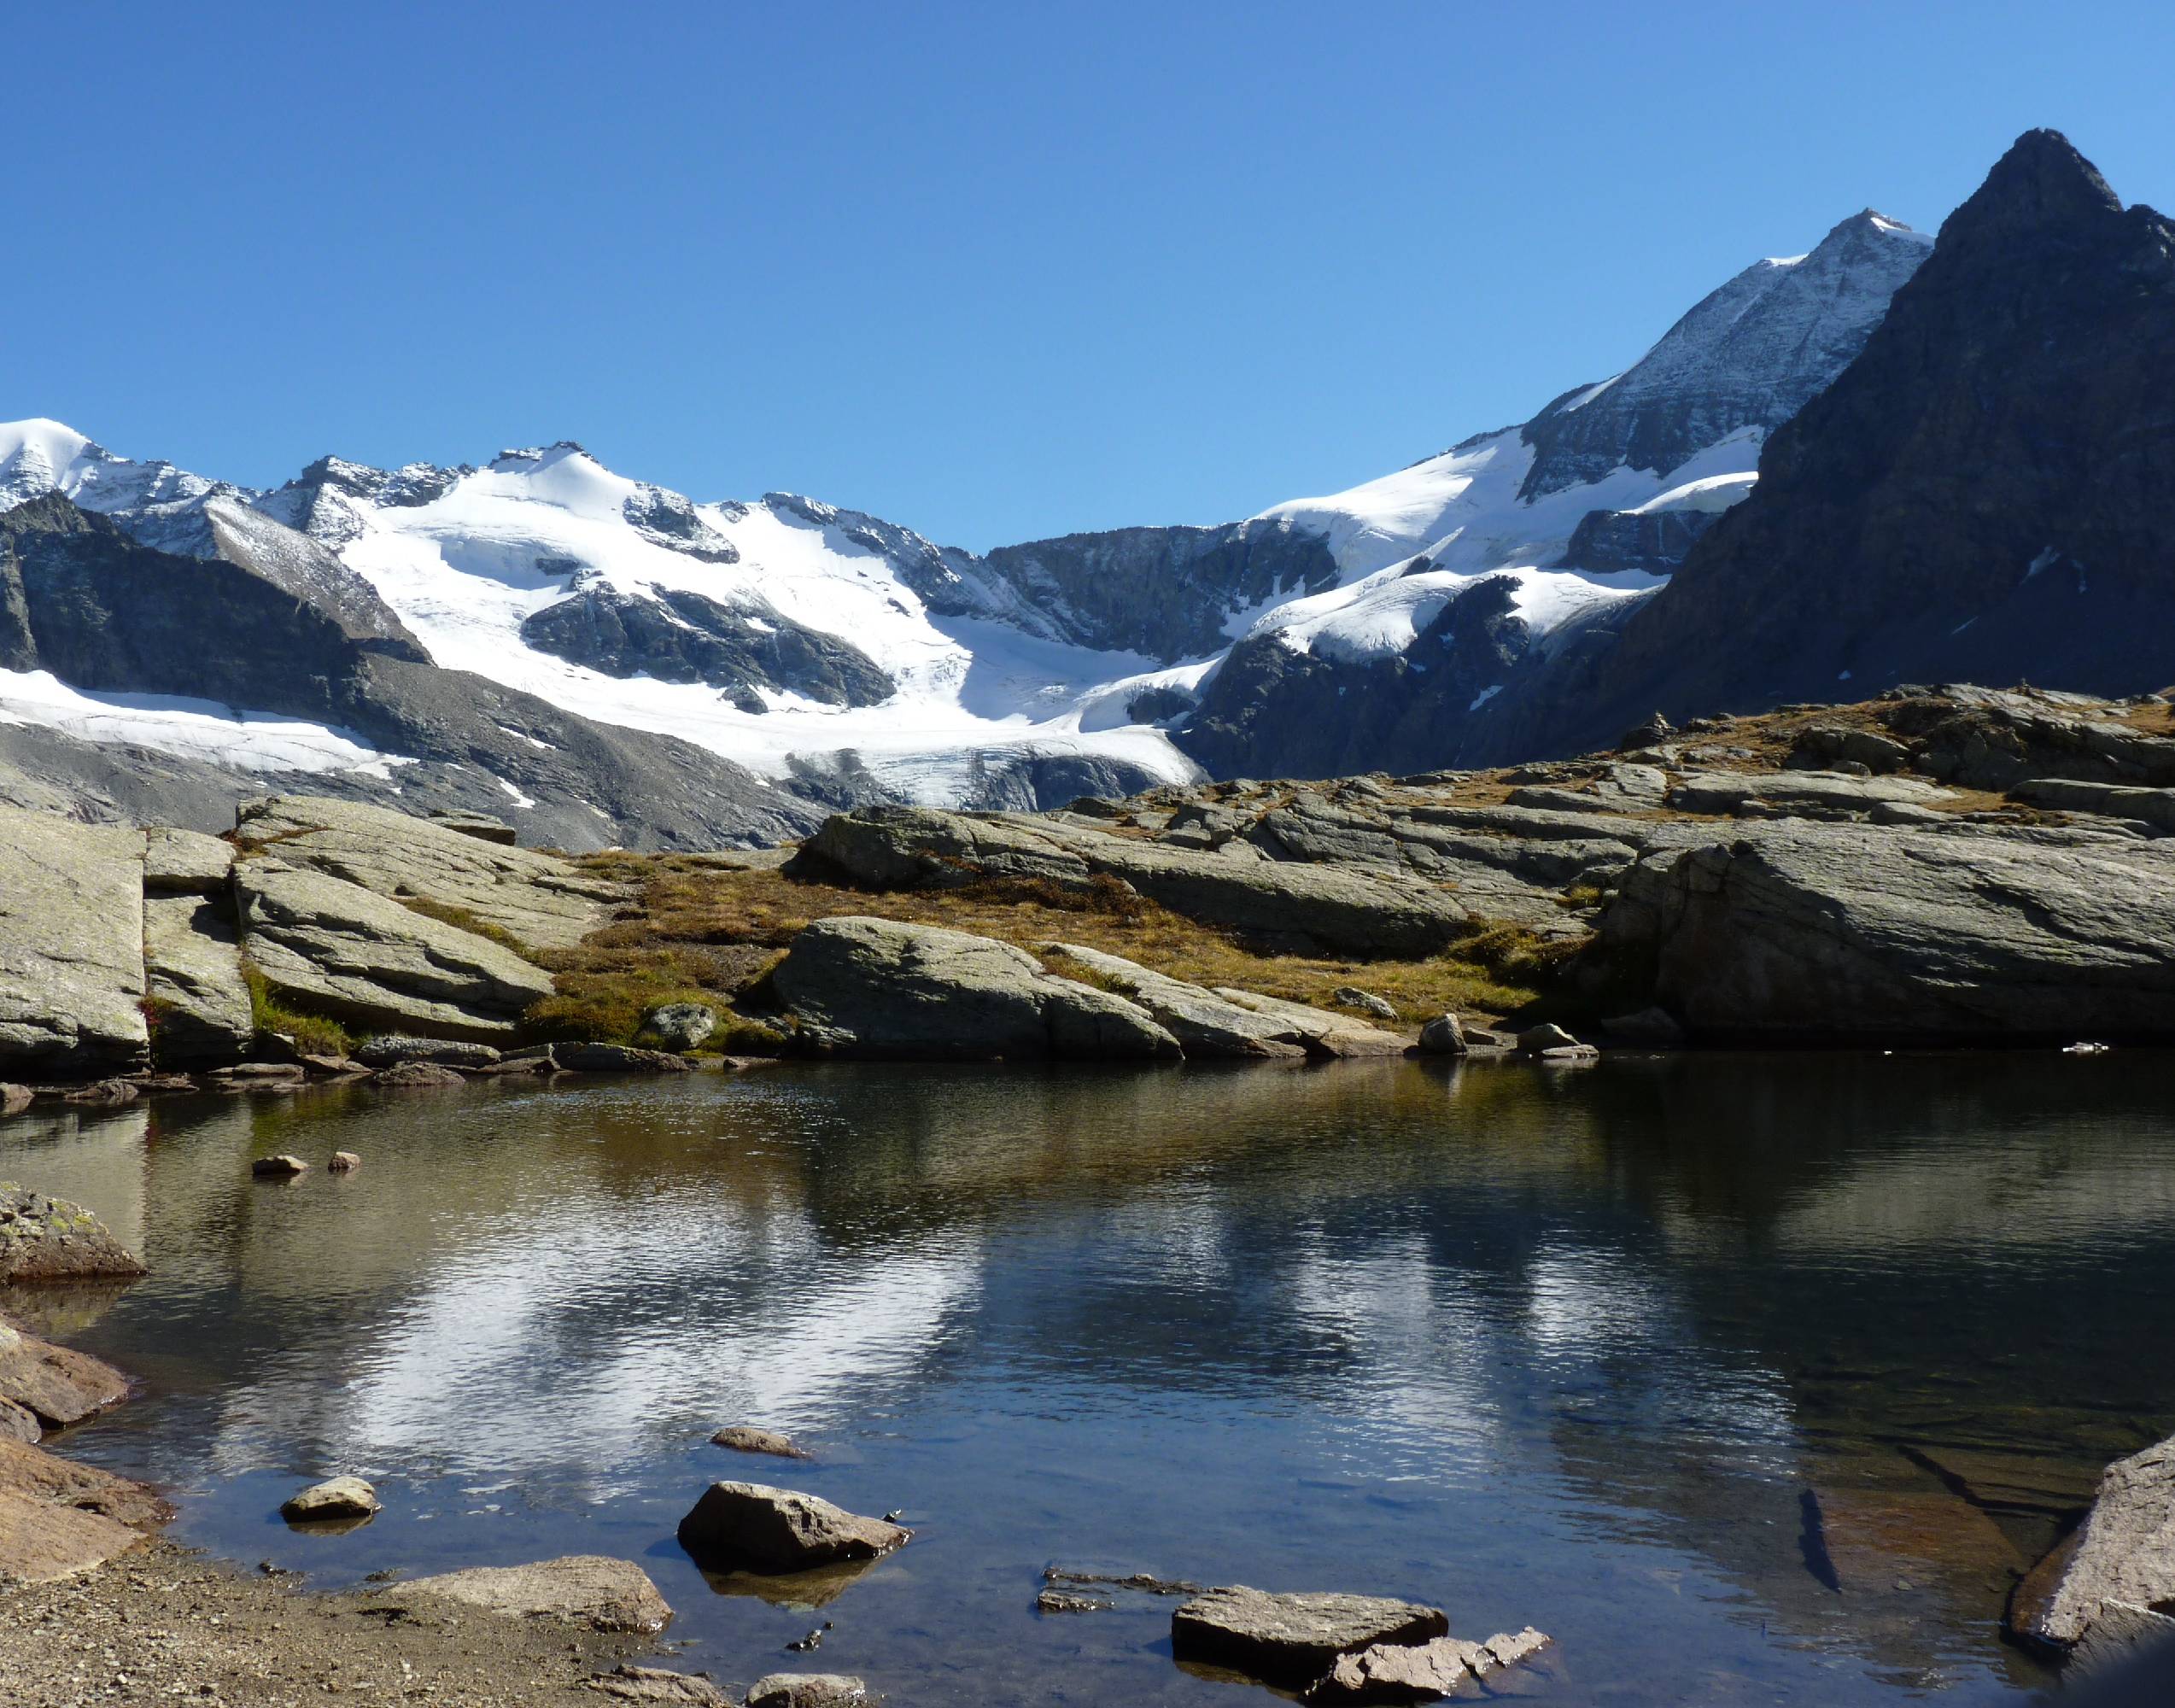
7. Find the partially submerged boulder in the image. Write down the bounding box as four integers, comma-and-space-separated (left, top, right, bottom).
1308, 1628, 1552, 1704
556, 1043, 697, 1073
0, 807, 147, 1076
236, 857, 554, 1042
1170, 1586, 1448, 1686
1415, 1015, 1466, 1056
280, 1476, 380, 1523
710, 1426, 810, 1460
743, 1676, 868, 1708
0, 1188, 144, 1284
0, 1319, 131, 1429
676, 1481, 910, 1575
399, 1554, 673, 1632
774, 918, 1178, 1062
354, 1036, 502, 1069
2026, 1435, 2175, 1651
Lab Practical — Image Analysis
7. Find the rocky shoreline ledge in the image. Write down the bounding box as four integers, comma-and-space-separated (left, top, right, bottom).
9, 684, 2175, 1103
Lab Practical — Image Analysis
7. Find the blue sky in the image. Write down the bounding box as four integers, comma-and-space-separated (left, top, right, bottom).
7, 1, 2172, 549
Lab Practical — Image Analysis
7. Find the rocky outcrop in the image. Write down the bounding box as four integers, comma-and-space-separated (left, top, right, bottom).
143, 826, 234, 893
399, 1556, 673, 1632
2026, 1436, 2175, 1652
1523, 132, 2175, 756
235, 858, 555, 1041
520, 584, 894, 711
675, 1481, 911, 1575
1169, 1587, 1449, 1686
773, 917, 1179, 1062
1591, 822, 2175, 1040
0, 808, 146, 1076
143, 895, 253, 1064
806, 806, 1468, 956
0, 1190, 144, 1285
236, 796, 622, 951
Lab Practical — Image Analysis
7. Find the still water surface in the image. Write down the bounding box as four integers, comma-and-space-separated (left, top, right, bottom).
6, 1055, 2172, 1705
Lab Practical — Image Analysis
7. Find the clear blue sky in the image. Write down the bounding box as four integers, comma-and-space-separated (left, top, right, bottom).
8, 1, 2172, 550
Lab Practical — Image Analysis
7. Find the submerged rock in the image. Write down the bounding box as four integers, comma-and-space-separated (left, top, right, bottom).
400, 1554, 673, 1632
0, 1188, 144, 1284
1308, 1628, 1552, 1704
710, 1426, 810, 1460
1170, 1586, 1448, 1685
370, 1062, 465, 1087
280, 1476, 380, 1523
250, 1155, 309, 1177
328, 1151, 361, 1173
676, 1481, 910, 1575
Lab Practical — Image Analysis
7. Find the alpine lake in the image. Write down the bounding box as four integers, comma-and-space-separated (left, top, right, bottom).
6, 1050, 2171, 1705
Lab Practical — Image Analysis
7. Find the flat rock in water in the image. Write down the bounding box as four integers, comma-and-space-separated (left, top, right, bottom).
2031, 1435, 2175, 1648
0, 1321, 131, 1429
1310, 1628, 1553, 1705
774, 917, 1178, 1062
143, 894, 254, 1065
677, 1481, 910, 1575
0, 806, 148, 1077
370, 1062, 466, 1087
1170, 1586, 1449, 1685
743, 1676, 868, 1708
556, 1043, 697, 1073
280, 1476, 380, 1522
236, 796, 621, 951
587, 1665, 731, 1704
234, 857, 554, 1043
710, 1425, 810, 1459
354, 1035, 503, 1069
400, 1554, 673, 1632
0, 1188, 145, 1284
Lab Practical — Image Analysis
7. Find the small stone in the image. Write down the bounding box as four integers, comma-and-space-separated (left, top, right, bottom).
585, 1664, 729, 1704
710, 1426, 810, 1459
280, 1477, 380, 1523
251, 1155, 309, 1178
1515, 1022, 1581, 1054
1415, 1014, 1466, 1056
328, 1152, 361, 1173
743, 1676, 867, 1708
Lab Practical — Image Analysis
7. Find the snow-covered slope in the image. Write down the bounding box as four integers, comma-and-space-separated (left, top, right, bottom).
0, 203, 1936, 807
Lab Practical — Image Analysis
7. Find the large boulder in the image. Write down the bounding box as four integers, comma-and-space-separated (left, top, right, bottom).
0, 1189, 144, 1285
235, 858, 554, 1041
236, 795, 623, 951
0, 807, 147, 1076
2026, 1436, 2175, 1651
143, 895, 254, 1064
675, 1481, 911, 1575
399, 1554, 672, 1632
773, 918, 1178, 1062
1170, 1586, 1449, 1686
1593, 823, 2175, 1040
807, 806, 1468, 956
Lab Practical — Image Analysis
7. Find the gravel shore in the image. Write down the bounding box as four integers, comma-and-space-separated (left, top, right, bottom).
1, 1541, 699, 1708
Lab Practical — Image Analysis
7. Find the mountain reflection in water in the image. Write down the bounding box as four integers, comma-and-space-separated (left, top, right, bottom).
6, 1052, 2171, 1705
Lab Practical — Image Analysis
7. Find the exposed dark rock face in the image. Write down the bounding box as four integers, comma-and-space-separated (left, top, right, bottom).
980, 518, 1339, 660
621, 485, 738, 562
0, 496, 821, 851
1517, 210, 1932, 499
254, 455, 469, 547
1558, 505, 1719, 574
1521, 131, 2175, 757
1178, 576, 1535, 779
519, 584, 894, 708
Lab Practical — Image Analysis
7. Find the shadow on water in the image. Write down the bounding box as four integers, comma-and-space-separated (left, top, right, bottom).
8, 1051, 2172, 1705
